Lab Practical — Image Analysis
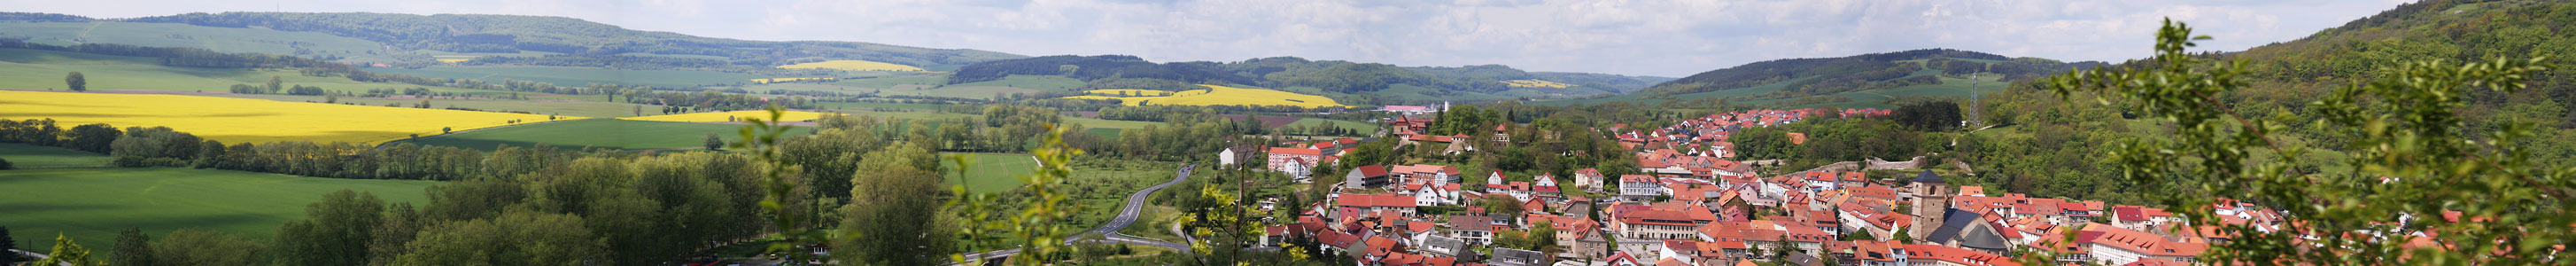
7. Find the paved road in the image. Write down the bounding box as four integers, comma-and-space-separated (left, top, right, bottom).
11, 249, 68, 266
957, 163, 1196, 263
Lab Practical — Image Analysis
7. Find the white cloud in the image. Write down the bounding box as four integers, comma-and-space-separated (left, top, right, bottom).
4, 0, 2411, 76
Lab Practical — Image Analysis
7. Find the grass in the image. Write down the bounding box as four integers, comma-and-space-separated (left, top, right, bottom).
622, 110, 833, 122
950, 74, 1085, 91
407, 119, 813, 151
0, 22, 383, 57
0, 168, 439, 251
1501, 79, 1575, 88
0, 48, 472, 94
369, 66, 769, 88
1280, 118, 1377, 130
811, 101, 949, 111
828, 74, 946, 89
0, 143, 112, 168
225, 94, 655, 118
1063, 84, 1348, 108
778, 59, 926, 72
0, 90, 570, 145
945, 153, 1037, 194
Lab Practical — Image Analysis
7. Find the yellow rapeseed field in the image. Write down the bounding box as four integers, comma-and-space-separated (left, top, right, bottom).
1501, 79, 1575, 88
777, 59, 927, 72
753, 77, 839, 84
0, 90, 570, 145
432, 55, 477, 63
620, 110, 832, 123
1063, 84, 1346, 108
1082, 89, 1174, 97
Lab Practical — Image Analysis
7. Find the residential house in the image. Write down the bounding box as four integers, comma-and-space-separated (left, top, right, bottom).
1345, 165, 1393, 189
1268, 147, 1323, 173
1575, 168, 1606, 192
1449, 215, 1496, 245
1621, 175, 1664, 201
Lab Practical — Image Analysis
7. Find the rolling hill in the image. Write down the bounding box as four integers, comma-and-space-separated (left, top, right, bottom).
0, 12, 1025, 70
950, 55, 1672, 106
1562, 49, 2102, 108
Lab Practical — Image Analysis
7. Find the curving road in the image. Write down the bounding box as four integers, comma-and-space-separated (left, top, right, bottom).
11, 249, 69, 266
958, 163, 1196, 263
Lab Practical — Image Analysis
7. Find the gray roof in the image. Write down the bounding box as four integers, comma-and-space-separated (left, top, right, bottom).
1958, 221, 2011, 251
1492, 247, 1553, 266
1912, 169, 1945, 184
1420, 235, 1467, 256
1923, 208, 1980, 244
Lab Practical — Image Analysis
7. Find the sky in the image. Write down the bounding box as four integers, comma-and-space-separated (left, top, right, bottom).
7, 0, 2416, 77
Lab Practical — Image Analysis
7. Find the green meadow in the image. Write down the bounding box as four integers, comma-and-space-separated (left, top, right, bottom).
0, 168, 439, 251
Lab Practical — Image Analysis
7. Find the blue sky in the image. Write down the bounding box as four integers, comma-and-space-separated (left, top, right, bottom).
8, 0, 2413, 76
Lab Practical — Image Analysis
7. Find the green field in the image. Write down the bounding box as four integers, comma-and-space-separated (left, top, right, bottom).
1281, 118, 1377, 130
950, 74, 1084, 90
407, 119, 812, 151
827, 74, 946, 89
0, 168, 439, 251
945, 153, 1037, 193
369, 66, 768, 88
0, 22, 384, 56
0, 143, 112, 168
812, 101, 950, 111
0, 48, 472, 94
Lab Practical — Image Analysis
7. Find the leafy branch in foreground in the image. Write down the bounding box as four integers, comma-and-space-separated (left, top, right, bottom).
952, 123, 1083, 265
2037, 18, 2570, 265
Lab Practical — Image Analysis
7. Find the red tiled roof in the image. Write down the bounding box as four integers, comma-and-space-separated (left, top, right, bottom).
1337, 193, 1416, 207
1270, 147, 1323, 156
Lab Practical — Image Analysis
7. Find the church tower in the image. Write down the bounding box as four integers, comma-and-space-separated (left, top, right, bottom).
1909, 169, 1950, 240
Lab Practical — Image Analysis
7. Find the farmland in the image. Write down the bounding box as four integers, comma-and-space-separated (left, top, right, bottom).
947, 153, 1037, 194
368, 66, 769, 88
622, 110, 833, 122
0, 90, 568, 145
0, 142, 113, 168
752, 77, 838, 84
0, 48, 458, 94
1063, 84, 1347, 108
778, 59, 927, 72
1501, 79, 1575, 88
0, 168, 438, 251
1083, 89, 1174, 97
0, 21, 384, 56
406, 119, 814, 151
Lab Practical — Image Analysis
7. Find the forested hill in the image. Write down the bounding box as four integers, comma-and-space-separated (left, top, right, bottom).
1637, 49, 2102, 98
0, 12, 1025, 68
2219, 0, 2576, 127
950, 55, 1673, 102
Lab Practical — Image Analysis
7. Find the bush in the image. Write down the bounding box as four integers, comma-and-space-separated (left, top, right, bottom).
0, 157, 13, 169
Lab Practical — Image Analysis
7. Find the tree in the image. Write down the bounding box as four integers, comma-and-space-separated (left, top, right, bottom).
0, 226, 17, 264
149, 229, 268, 266
64, 123, 119, 153
2036, 19, 2570, 265
109, 229, 154, 266
0, 157, 13, 170
702, 134, 724, 150
275, 190, 385, 266
834, 144, 957, 265
266, 75, 283, 93
439, 127, 451, 134
32, 233, 96, 266
64, 72, 85, 91
387, 210, 603, 266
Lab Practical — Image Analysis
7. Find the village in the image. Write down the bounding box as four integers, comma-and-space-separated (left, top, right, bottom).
1222, 107, 2285, 266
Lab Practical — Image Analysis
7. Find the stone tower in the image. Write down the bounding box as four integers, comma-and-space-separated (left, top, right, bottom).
1909, 169, 1949, 240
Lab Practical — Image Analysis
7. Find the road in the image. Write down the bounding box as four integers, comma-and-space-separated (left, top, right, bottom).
957, 163, 1196, 263
11, 249, 69, 266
